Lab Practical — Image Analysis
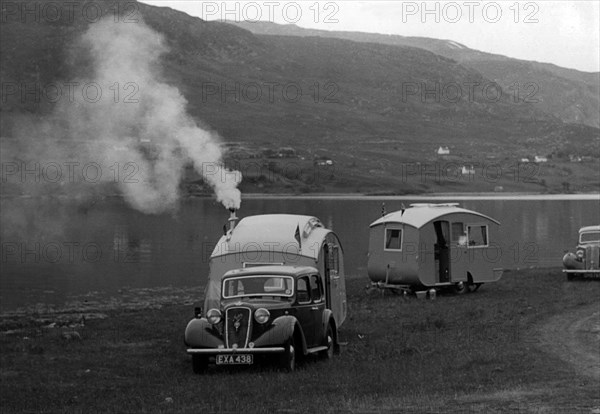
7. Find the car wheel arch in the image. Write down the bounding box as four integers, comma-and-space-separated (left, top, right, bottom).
272, 315, 308, 356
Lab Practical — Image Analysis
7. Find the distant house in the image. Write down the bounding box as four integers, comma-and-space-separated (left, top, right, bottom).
437, 146, 450, 156
262, 148, 278, 158
534, 156, 548, 163
461, 165, 476, 175
314, 157, 334, 167
277, 147, 297, 158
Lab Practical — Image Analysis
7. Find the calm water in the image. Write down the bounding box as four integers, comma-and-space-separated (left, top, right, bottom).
1, 195, 598, 311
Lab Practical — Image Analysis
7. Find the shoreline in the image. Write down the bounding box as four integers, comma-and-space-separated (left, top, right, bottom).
0, 267, 558, 321
2, 192, 599, 201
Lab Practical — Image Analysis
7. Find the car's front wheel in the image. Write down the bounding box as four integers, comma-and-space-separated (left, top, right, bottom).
192, 355, 208, 374
280, 338, 296, 372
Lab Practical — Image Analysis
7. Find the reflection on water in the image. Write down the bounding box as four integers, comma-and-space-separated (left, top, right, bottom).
112, 225, 152, 264
1, 196, 599, 311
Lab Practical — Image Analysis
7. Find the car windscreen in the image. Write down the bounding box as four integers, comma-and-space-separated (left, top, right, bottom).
580, 231, 600, 244
222, 275, 294, 299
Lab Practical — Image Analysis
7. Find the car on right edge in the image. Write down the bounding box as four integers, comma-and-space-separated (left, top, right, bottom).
563, 225, 600, 280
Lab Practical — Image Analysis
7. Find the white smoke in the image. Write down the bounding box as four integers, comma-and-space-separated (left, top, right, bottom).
8, 17, 242, 214
82, 17, 242, 212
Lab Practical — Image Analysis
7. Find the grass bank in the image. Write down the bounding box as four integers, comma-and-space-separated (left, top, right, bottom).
1, 268, 599, 413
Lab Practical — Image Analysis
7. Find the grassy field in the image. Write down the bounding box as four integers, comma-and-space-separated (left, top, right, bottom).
1, 268, 599, 413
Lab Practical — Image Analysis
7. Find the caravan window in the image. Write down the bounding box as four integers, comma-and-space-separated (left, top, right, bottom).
328, 244, 340, 276
467, 225, 488, 247
452, 223, 467, 245
385, 229, 402, 250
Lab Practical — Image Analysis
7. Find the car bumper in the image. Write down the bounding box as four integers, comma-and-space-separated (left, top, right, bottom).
187, 347, 285, 355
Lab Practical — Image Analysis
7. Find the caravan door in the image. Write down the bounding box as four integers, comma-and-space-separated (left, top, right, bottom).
450, 221, 468, 282
433, 221, 450, 283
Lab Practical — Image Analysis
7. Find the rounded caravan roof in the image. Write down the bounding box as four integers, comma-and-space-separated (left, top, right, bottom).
223, 265, 319, 278
370, 203, 500, 229
211, 214, 332, 260
579, 225, 600, 233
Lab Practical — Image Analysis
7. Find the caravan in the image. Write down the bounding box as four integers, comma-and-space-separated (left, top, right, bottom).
368, 204, 503, 293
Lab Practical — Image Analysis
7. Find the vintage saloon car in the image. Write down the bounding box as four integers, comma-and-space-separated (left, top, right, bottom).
563, 225, 600, 280
184, 213, 346, 373
185, 265, 338, 372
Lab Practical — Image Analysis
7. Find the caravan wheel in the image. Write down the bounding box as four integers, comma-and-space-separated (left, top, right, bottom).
454, 281, 468, 294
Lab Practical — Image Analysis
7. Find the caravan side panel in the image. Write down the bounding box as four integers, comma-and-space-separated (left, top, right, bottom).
367, 224, 419, 285
319, 233, 347, 327
465, 219, 503, 283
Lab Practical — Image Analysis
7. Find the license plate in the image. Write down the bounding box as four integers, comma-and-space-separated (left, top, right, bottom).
216, 354, 253, 365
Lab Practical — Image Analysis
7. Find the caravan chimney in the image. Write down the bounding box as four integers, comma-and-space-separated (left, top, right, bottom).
228, 208, 238, 231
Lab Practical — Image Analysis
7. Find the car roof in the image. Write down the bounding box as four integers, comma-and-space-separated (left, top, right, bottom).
222, 265, 319, 278
580, 225, 600, 233
370, 203, 499, 229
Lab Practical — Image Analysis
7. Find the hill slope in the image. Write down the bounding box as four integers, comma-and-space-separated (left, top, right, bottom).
233, 21, 600, 129
1, 1, 598, 194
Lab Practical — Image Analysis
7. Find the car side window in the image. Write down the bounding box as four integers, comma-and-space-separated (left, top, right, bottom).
296, 277, 310, 304
310, 275, 323, 303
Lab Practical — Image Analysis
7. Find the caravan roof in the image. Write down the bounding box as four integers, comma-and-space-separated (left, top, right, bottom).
579, 225, 600, 233
211, 214, 331, 260
370, 203, 500, 229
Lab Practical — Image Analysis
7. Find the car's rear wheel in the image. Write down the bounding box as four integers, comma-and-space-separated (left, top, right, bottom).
192, 355, 208, 374
321, 323, 335, 359
280, 338, 296, 372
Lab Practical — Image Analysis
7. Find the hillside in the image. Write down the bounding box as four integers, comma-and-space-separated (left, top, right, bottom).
233, 21, 600, 129
1, 1, 599, 195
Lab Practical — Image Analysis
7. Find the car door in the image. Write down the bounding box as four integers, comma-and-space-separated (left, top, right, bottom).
294, 275, 316, 346
309, 274, 326, 345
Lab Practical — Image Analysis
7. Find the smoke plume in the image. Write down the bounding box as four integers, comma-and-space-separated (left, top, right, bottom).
5, 17, 242, 214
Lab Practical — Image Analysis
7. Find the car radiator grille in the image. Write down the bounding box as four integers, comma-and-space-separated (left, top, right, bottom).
586, 245, 599, 269
225, 307, 251, 348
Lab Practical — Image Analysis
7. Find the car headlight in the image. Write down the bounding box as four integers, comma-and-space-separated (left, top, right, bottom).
206, 308, 222, 325
254, 308, 270, 324
576, 249, 585, 259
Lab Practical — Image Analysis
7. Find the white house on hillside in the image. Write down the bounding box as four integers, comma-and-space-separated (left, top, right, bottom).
437, 146, 450, 156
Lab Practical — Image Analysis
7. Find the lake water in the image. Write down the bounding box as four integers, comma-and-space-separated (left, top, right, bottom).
1, 195, 598, 312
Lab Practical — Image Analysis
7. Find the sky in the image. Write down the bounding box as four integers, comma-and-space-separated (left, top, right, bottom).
140, 1, 600, 73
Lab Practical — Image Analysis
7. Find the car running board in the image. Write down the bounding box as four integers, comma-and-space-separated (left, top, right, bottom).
306, 345, 328, 354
